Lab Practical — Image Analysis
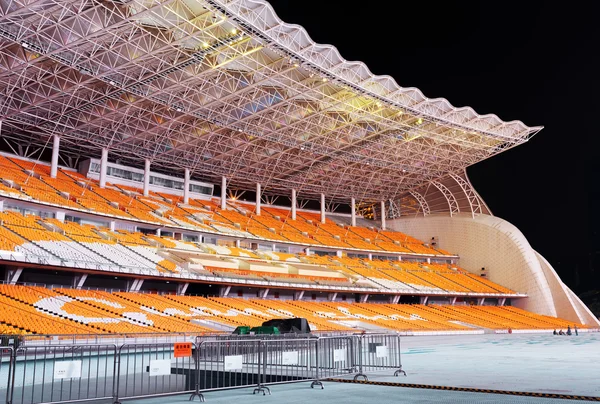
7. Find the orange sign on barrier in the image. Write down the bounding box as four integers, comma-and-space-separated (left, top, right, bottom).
174, 342, 193, 358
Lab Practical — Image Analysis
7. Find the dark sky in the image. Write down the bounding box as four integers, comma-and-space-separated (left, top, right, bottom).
266, 1, 600, 293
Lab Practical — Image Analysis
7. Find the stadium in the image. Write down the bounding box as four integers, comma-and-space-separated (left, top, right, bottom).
0, 0, 598, 402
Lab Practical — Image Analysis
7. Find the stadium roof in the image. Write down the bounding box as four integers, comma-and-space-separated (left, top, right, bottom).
0, 0, 542, 206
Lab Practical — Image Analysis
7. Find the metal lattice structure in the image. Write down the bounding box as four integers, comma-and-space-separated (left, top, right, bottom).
0, 0, 542, 204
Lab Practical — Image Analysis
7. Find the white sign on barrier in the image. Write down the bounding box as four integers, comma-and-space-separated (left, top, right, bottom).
149, 359, 172, 376
333, 348, 346, 362
224, 355, 244, 371
282, 351, 299, 365
54, 360, 82, 379
376, 345, 388, 358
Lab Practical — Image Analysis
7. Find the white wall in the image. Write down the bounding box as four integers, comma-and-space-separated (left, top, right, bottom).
388, 213, 599, 326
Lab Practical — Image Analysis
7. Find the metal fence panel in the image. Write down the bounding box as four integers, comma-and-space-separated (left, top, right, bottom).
1, 347, 14, 404
260, 338, 318, 392
10, 345, 117, 404
114, 343, 197, 402
196, 339, 264, 394
313, 336, 355, 384
354, 334, 406, 380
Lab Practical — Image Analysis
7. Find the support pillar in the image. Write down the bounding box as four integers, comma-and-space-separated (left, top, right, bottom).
183, 168, 190, 204
156, 228, 161, 237
256, 183, 261, 215
55, 211, 65, 223
336, 250, 342, 257
261, 288, 269, 299
328, 292, 337, 301
177, 283, 190, 295
477, 298, 485, 306
350, 197, 356, 226
320, 193, 326, 224
498, 297, 506, 306
7, 267, 23, 285
305, 247, 311, 255
235, 240, 241, 248
449, 296, 457, 305
294, 290, 304, 300
50, 134, 60, 178
128, 279, 144, 292
427, 258, 431, 264
291, 189, 297, 220
359, 294, 369, 303
389, 295, 400, 304
221, 176, 227, 210
420, 296, 429, 305
380, 200, 386, 230
368, 253, 373, 260
219, 285, 231, 297
143, 159, 150, 197
110, 220, 116, 232
99, 147, 108, 188
0, 199, 4, 212
74, 274, 88, 290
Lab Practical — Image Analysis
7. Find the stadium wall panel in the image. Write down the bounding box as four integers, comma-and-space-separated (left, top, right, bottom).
387, 213, 600, 326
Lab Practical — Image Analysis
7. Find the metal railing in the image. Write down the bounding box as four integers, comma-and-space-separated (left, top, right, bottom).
0, 333, 405, 403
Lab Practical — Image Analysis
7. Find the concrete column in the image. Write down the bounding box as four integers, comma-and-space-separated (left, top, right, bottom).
291, 189, 297, 220
294, 290, 304, 300
380, 200, 386, 230
55, 211, 65, 223
367, 253, 373, 260
221, 176, 227, 210
109, 220, 116, 232
99, 147, 108, 188
420, 296, 429, 305
235, 240, 241, 248
350, 197, 356, 226
219, 285, 231, 297
143, 159, 150, 197
359, 294, 369, 303
183, 168, 190, 204
156, 228, 161, 237
177, 283, 190, 295
256, 183, 261, 215
320, 193, 326, 224
0, 200, 4, 212
50, 134, 60, 178
74, 274, 88, 290
7, 267, 23, 284
450, 297, 457, 305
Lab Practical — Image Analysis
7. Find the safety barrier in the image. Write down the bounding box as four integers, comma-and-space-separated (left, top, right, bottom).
353, 334, 405, 381
0, 333, 405, 403
8, 344, 117, 404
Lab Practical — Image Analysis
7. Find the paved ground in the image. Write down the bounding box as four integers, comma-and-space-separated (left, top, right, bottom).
132, 381, 598, 404
363, 332, 600, 397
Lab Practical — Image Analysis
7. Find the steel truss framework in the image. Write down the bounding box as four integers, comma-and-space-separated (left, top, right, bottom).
0, 0, 541, 205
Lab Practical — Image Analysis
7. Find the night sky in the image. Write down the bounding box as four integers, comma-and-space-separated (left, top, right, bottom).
266, 1, 600, 295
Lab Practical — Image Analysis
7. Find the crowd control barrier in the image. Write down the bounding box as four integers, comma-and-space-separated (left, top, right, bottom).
0, 333, 405, 403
